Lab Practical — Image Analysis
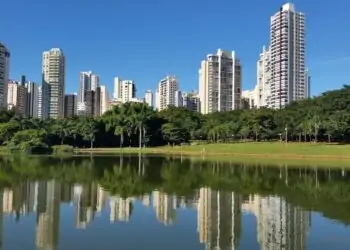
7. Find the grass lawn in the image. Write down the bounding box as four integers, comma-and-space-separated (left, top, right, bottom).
75, 142, 350, 160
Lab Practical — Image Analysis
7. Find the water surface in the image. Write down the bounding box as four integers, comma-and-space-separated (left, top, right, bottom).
0, 155, 349, 250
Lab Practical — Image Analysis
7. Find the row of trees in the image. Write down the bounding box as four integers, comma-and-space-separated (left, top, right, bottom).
1, 85, 350, 151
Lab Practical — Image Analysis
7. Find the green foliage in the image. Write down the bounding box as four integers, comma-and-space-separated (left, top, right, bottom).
6, 129, 49, 153
52, 145, 74, 154
2, 86, 350, 152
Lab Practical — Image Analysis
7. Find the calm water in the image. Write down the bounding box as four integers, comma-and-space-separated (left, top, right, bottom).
0, 155, 349, 250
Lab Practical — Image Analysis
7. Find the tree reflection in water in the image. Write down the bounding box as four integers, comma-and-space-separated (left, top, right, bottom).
0, 155, 349, 250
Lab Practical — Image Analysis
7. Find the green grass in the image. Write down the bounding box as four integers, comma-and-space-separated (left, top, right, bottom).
75, 142, 350, 159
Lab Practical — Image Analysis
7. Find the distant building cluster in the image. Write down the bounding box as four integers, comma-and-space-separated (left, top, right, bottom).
0, 2, 309, 118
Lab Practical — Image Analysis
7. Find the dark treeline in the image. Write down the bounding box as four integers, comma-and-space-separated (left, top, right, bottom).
1, 155, 350, 224
2, 86, 350, 151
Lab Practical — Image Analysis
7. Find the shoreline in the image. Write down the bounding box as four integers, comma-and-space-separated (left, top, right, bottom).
74, 146, 350, 161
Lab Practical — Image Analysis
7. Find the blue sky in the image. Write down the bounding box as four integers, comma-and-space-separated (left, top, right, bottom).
2, 0, 350, 98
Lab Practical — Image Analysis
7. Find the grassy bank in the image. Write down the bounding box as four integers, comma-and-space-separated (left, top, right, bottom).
75, 142, 350, 160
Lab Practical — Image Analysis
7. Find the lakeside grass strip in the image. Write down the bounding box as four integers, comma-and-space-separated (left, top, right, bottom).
74, 142, 350, 162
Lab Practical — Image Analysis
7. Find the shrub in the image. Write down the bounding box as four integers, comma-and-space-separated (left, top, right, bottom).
52, 145, 74, 154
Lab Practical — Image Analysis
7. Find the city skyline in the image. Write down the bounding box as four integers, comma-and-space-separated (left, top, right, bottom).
2, 1, 349, 100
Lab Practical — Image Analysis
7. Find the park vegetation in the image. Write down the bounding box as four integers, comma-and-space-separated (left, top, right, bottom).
1, 85, 350, 153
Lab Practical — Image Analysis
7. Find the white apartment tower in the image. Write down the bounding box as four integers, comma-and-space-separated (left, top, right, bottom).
199, 49, 242, 114
0, 43, 10, 109
7, 81, 18, 110
42, 48, 65, 118
113, 77, 136, 103
90, 74, 99, 91
269, 3, 306, 109
144, 90, 153, 108
256, 46, 272, 108
7, 81, 27, 116
100, 85, 110, 115
155, 76, 178, 111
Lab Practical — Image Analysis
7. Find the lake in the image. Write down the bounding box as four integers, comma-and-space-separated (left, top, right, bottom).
0, 155, 349, 250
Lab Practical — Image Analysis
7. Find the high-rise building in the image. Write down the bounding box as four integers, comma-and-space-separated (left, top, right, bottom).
7, 80, 27, 116
184, 91, 200, 112
26, 81, 39, 118
113, 77, 136, 103
38, 86, 43, 118
7, 81, 19, 110
64, 94, 77, 117
199, 49, 242, 114
144, 90, 153, 108
0, 43, 10, 109
155, 76, 178, 111
305, 69, 310, 98
78, 71, 91, 104
78, 71, 99, 110
94, 86, 101, 117
174, 90, 183, 107
269, 3, 306, 109
42, 48, 65, 118
100, 85, 110, 115
255, 46, 272, 108
91, 74, 99, 91
84, 88, 101, 117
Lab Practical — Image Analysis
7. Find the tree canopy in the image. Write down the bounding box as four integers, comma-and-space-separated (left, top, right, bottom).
2, 86, 350, 151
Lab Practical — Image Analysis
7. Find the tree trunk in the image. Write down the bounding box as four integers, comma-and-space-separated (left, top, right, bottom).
139, 125, 142, 149
61, 136, 64, 145
299, 133, 301, 142
328, 134, 331, 143
315, 129, 318, 143
90, 140, 93, 149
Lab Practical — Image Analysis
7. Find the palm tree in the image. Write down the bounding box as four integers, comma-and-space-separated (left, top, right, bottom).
128, 102, 154, 149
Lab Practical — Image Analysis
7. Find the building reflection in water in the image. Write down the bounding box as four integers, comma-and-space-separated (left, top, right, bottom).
0, 180, 312, 250
152, 190, 179, 225
243, 195, 311, 250
197, 188, 242, 250
109, 196, 133, 222
35, 180, 61, 250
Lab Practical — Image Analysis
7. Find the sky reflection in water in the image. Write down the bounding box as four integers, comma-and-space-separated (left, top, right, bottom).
1, 155, 350, 250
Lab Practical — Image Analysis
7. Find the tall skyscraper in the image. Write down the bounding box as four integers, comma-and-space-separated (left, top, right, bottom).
64, 94, 77, 117
144, 90, 153, 108
38, 86, 43, 118
42, 48, 65, 118
305, 69, 310, 98
26, 81, 39, 118
174, 90, 183, 107
83, 88, 101, 117
99, 85, 110, 115
255, 46, 271, 108
90, 74, 99, 91
269, 3, 306, 109
0, 43, 10, 109
199, 49, 242, 114
113, 77, 136, 103
78, 71, 99, 108
155, 76, 178, 111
